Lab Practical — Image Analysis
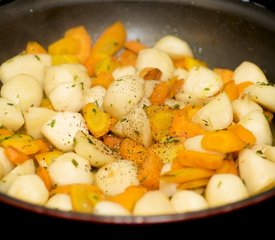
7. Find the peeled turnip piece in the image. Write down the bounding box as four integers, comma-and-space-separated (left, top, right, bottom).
239, 149, 275, 195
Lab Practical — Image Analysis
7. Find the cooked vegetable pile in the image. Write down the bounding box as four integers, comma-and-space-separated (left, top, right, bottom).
0, 22, 274, 216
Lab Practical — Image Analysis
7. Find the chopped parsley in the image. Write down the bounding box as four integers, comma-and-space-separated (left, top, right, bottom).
163, 136, 180, 144
71, 159, 78, 167
47, 119, 56, 128
173, 104, 180, 109
34, 55, 40, 61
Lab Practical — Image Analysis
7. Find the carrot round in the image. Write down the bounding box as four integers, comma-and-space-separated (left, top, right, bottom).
213, 68, 233, 85
202, 130, 246, 153
224, 80, 238, 101
36, 166, 52, 191
4, 146, 29, 165
227, 124, 256, 147
149, 81, 170, 105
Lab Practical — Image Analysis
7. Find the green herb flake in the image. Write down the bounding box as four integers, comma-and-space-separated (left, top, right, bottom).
217, 181, 222, 188
34, 55, 40, 61
71, 159, 79, 168
92, 108, 97, 113
7, 103, 14, 106
134, 130, 140, 136
173, 104, 180, 109
47, 119, 56, 128
204, 88, 210, 91
88, 138, 94, 145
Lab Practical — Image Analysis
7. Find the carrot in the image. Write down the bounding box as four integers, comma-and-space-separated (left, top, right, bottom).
264, 110, 273, 124
94, 56, 116, 76
91, 71, 114, 89
4, 146, 29, 165
117, 50, 137, 66
120, 138, 147, 167
35, 150, 63, 168
183, 105, 201, 120
149, 81, 170, 105
51, 54, 80, 65
174, 57, 207, 70
176, 149, 224, 170
82, 103, 112, 138
124, 40, 146, 54
145, 105, 174, 142
35, 139, 51, 153
26, 41, 47, 54
65, 25, 92, 63
70, 184, 104, 213
236, 81, 253, 97
0, 128, 13, 141
224, 80, 238, 101
108, 185, 146, 211
103, 134, 122, 149
169, 114, 205, 138
138, 152, 163, 190
167, 78, 184, 99
213, 68, 233, 85
227, 124, 256, 147
36, 166, 52, 191
161, 167, 214, 183
201, 130, 246, 153
171, 158, 184, 171
216, 159, 238, 175
0, 134, 40, 155
48, 37, 78, 55
177, 178, 209, 190
40, 98, 54, 110
139, 67, 162, 80
84, 21, 126, 75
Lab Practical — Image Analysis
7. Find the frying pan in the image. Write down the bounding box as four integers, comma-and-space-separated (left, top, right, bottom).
0, 0, 274, 225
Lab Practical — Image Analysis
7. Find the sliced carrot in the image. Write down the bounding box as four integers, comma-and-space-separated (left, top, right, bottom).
236, 81, 254, 97
224, 80, 238, 101
167, 78, 184, 99
48, 37, 78, 55
35, 150, 63, 168
169, 114, 205, 138
171, 158, 183, 171
91, 71, 114, 89
36, 166, 52, 191
108, 185, 146, 211
202, 130, 246, 153
213, 68, 233, 85
264, 110, 273, 124
145, 105, 174, 142
117, 50, 137, 66
124, 40, 146, 54
51, 54, 80, 65
215, 159, 238, 176
138, 152, 163, 190
65, 26, 92, 63
94, 56, 116, 76
149, 81, 170, 105
176, 149, 224, 170
26, 41, 47, 54
161, 167, 214, 183
182, 105, 201, 120
82, 103, 112, 138
120, 138, 147, 167
103, 134, 122, 149
0, 134, 40, 155
0, 128, 13, 141
227, 124, 256, 147
4, 146, 29, 165
35, 139, 51, 153
177, 178, 209, 190
84, 53, 107, 76
139, 67, 162, 80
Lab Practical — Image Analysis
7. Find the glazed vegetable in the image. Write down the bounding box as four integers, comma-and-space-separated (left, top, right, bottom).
0, 22, 274, 217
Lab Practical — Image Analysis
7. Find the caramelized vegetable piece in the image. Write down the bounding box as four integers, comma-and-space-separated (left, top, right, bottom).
92, 72, 114, 89
139, 67, 162, 80
35, 150, 63, 168
108, 185, 146, 211
216, 159, 238, 175
202, 130, 246, 153
177, 178, 209, 190
36, 166, 52, 191
65, 25, 92, 63
227, 124, 256, 147
117, 50, 137, 66
1, 134, 40, 155
26, 41, 47, 54
161, 167, 214, 183
146, 105, 174, 142
70, 184, 104, 213
85, 21, 126, 76
176, 149, 224, 170
138, 152, 163, 190
120, 138, 147, 167
149, 81, 170, 105
103, 134, 122, 149
82, 103, 112, 138
167, 78, 184, 99
48, 37, 78, 55
124, 40, 146, 54
4, 146, 29, 165
213, 68, 233, 85
169, 114, 205, 138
